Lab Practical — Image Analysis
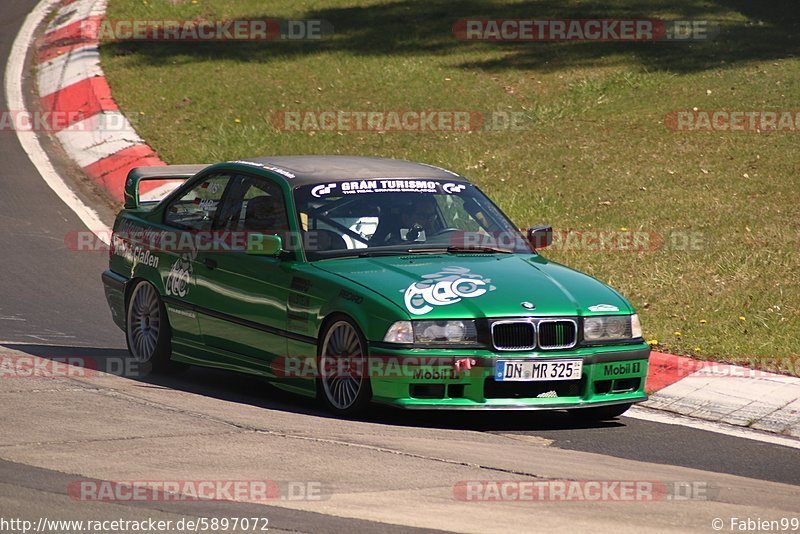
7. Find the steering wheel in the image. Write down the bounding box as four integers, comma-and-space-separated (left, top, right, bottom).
426, 227, 461, 242
430, 227, 460, 236
405, 223, 425, 242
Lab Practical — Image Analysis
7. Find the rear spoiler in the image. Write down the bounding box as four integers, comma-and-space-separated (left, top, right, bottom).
123, 164, 210, 209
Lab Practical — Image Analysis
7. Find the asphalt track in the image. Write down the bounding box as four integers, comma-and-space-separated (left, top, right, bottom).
0, 1, 798, 532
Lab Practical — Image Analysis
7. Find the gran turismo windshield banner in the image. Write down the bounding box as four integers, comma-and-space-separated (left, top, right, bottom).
294, 180, 531, 258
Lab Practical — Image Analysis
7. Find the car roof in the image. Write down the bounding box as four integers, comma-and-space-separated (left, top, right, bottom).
236, 156, 469, 186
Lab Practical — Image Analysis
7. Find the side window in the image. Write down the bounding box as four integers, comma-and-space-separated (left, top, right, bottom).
215, 175, 288, 235
165, 174, 230, 231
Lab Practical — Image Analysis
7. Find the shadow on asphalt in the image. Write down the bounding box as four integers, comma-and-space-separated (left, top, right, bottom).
4, 343, 624, 432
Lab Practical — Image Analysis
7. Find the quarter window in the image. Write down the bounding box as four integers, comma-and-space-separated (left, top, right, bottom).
165, 174, 230, 230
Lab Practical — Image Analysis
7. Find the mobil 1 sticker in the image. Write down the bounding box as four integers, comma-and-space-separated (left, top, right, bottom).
602, 360, 644, 378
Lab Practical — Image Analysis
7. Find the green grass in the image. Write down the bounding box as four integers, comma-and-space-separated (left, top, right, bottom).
100, 0, 800, 368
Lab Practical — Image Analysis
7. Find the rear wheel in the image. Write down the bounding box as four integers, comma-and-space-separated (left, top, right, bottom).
568, 403, 632, 421
126, 281, 184, 373
318, 317, 372, 416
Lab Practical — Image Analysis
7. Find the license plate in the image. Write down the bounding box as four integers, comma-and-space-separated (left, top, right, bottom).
495, 359, 583, 382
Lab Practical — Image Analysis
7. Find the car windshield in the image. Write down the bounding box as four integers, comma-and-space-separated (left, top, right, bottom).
293, 180, 532, 260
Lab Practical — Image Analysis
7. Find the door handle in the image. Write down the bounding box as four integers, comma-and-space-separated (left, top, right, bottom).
203, 258, 218, 270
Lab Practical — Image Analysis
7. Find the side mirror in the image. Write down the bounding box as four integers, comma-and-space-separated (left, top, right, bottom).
527, 225, 553, 249
246, 233, 283, 256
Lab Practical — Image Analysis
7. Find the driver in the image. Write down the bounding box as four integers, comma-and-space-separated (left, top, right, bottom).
398, 196, 438, 242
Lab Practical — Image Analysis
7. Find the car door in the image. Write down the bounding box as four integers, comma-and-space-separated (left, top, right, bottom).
192, 174, 294, 373
159, 172, 234, 346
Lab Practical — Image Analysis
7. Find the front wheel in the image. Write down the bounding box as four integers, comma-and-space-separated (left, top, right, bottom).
126, 281, 184, 373
317, 317, 372, 416
568, 403, 632, 421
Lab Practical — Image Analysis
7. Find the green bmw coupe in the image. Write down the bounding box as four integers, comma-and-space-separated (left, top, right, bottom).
102, 156, 649, 418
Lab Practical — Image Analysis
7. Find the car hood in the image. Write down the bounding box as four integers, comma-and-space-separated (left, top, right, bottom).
313, 253, 633, 319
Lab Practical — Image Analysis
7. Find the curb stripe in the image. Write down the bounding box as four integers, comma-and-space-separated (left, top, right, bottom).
645, 351, 710, 393
54, 110, 142, 167
37, 44, 102, 98
37, 40, 98, 64
41, 16, 101, 47
46, 0, 106, 36
38, 0, 162, 202
40, 76, 118, 129
83, 144, 165, 199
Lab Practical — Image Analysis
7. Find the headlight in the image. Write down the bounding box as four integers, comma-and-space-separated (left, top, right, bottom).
605, 316, 628, 338
631, 314, 642, 338
383, 321, 414, 344
383, 320, 478, 345
584, 317, 605, 339
415, 320, 478, 344
583, 315, 640, 342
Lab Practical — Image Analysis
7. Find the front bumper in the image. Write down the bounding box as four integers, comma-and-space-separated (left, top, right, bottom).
368, 344, 650, 410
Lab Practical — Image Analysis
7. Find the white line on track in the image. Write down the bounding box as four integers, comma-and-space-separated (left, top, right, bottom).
4, 0, 111, 245
0, 340, 97, 347
626, 405, 800, 450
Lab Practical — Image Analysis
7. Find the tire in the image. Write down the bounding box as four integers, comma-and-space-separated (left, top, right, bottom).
568, 403, 633, 421
126, 280, 185, 373
317, 316, 372, 416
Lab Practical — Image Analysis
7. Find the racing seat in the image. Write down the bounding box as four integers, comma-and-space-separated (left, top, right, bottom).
312, 229, 348, 252
244, 196, 286, 235
368, 206, 404, 246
